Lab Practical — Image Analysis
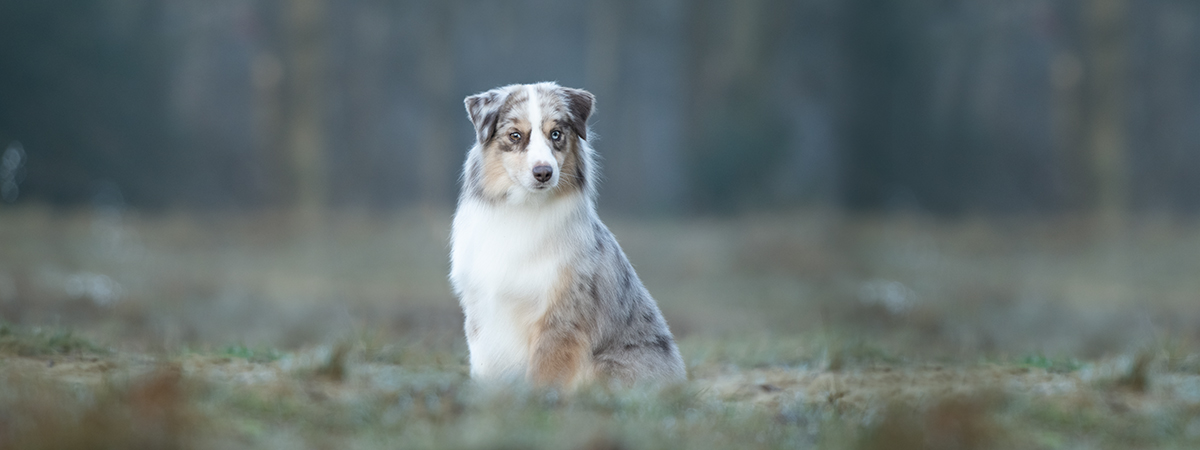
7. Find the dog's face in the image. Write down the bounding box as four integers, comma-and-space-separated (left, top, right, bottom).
464, 83, 594, 203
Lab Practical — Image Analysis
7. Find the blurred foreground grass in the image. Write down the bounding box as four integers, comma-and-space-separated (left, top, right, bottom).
1, 206, 1200, 448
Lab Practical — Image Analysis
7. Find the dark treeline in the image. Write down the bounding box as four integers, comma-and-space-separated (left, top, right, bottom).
1, 0, 1197, 215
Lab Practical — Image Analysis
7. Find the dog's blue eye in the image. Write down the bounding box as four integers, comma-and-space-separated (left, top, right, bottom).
509, 132, 521, 141
550, 130, 561, 141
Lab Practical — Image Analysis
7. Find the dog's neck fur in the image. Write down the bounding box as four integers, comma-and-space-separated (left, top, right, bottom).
450, 184, 596, 383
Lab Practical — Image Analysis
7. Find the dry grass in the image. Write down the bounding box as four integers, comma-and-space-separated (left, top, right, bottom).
1, 207, 1200, 448
0, 363, 192, 450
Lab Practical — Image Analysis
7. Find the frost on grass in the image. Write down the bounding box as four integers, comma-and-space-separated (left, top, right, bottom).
1, 329, 1198, 449
2, 211, 1200, 448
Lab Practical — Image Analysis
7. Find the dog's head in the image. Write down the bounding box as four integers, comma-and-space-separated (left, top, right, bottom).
463, 82, 595, 203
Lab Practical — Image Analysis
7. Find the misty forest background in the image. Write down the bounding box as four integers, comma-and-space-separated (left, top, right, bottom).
4, 2, 1200, 448
2, 0, 1198, 216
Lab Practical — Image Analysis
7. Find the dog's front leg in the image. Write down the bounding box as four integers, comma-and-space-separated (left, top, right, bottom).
528, 317, 591, 388
528, 270, 594, 389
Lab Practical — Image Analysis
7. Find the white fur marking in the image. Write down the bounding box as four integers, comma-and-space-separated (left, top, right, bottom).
450, 192, 589, 381
524, 86, 558, 188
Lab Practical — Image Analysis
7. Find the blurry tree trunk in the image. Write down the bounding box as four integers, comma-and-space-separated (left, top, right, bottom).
284, 0, 328, 218
1051, 46, 1085, 210
584, 0, 633, 208
685, 0, 789, 210
585, 0, 621, 104
839, 0, 911, 210
252, 46, 285, 204
418, 2, 455, 208
1053, 0, 1129, 225
1083, 0, 1129, 225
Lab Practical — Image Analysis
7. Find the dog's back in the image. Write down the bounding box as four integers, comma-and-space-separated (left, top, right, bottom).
450, 82, 685, 388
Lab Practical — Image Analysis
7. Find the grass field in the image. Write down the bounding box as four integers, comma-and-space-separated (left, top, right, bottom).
1, 206, 1199, 449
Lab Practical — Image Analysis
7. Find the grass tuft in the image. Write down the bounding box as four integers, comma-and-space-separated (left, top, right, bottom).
1117, 352, 1153, 392
315, 342, 350, 382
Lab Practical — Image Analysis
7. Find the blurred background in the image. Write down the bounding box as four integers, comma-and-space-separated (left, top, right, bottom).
4, 0, 1200, 214
1, 0, 1199, 357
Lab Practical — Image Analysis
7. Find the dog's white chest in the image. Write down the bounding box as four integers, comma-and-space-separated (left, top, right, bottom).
449, 198, 584, 380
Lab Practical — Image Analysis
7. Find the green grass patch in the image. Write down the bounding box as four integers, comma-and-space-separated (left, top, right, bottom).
220, 343, 282, 363
0, 323, 107, 356
1019, 353, 1082, 373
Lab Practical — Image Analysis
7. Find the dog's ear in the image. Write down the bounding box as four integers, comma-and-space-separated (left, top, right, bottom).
464, 89, 505, 145
561, 87, 595, 140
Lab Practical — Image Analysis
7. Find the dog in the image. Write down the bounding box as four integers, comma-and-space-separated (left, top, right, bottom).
449, 82, 686, 389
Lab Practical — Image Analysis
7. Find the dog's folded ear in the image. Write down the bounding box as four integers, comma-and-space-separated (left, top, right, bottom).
561, 88, 595, 140
464, 89, 505, 145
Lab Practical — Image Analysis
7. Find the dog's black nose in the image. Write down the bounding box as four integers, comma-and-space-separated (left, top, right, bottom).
532, 165, 553, 183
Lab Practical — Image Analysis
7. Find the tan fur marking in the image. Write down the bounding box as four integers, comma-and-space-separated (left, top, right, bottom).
528, 265, 594, 387
479, 146, 514, 198
529, 325, 590, 387
499, 117, 531, 144
549, 125, 584, 199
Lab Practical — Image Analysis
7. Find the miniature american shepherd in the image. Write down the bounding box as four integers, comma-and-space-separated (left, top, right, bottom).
450, 82, 686, 389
